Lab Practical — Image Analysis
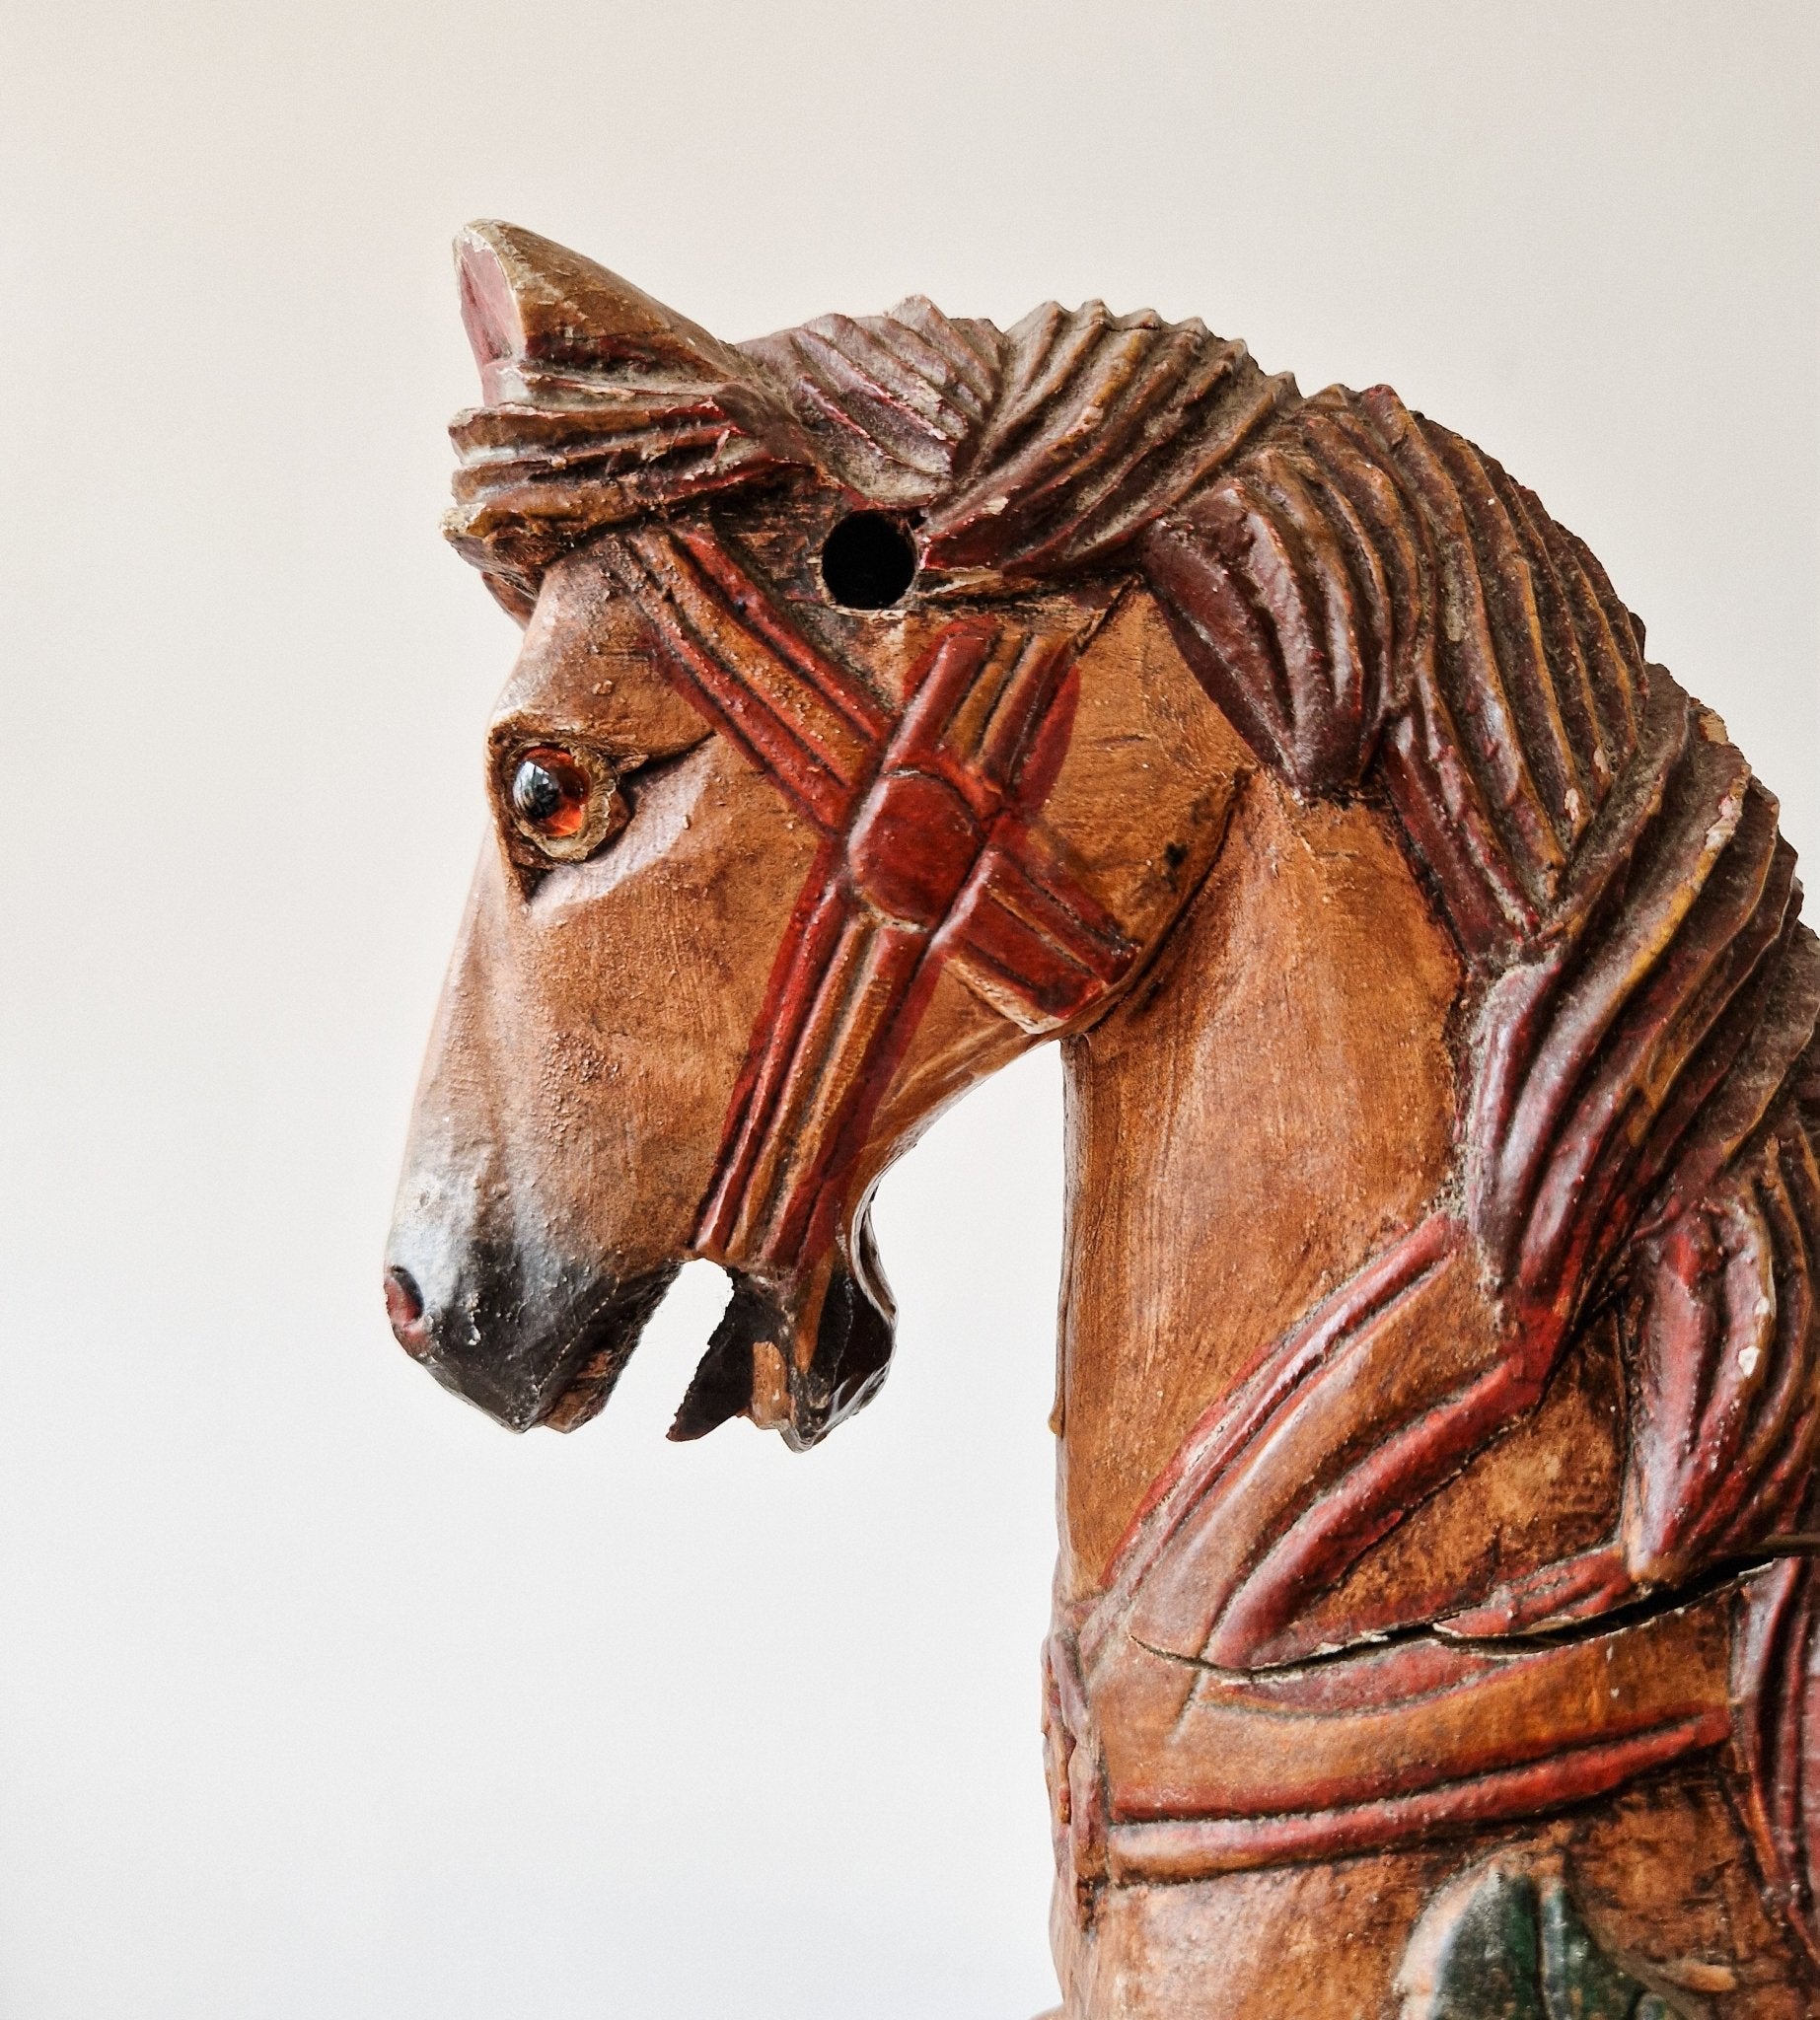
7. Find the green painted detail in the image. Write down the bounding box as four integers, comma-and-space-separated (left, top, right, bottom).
1538, 1880, 1655, 2019
1411, 1864, 1691, 2020
1424, 1866, 1545, 2018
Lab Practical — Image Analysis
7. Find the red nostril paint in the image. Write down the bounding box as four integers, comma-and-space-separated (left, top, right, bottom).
384, 1267, 431, 1358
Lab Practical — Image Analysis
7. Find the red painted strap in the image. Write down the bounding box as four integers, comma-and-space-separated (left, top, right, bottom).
614, 527, 885, 832
1101, 1717, 1726, 1882
615, 527, 1135, 1266
1080, 1212, 1461, 1671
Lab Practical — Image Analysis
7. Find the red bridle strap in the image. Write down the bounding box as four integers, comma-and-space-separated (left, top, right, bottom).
609, 526, 1135, 1270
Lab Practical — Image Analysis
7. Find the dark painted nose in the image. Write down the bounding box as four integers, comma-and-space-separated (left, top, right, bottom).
384, 1266, 433, 1359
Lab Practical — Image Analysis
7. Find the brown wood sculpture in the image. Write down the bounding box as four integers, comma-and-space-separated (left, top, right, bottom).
387, 223, 1820, 2016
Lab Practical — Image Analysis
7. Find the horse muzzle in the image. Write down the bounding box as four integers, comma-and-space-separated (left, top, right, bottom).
381, 1238, 676, 1432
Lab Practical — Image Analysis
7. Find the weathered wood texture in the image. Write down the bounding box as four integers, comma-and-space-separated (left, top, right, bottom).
389, 222, 1820, 2016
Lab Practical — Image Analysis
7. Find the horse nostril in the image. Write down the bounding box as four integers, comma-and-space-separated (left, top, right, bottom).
384, 1266, 431, 1358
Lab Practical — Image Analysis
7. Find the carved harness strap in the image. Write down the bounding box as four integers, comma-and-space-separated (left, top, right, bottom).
606, 525, 1134, 1272
1046, 1595, 1735, 1895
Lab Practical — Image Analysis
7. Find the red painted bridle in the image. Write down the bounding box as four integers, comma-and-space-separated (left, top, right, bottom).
605, 523, 1136, 1281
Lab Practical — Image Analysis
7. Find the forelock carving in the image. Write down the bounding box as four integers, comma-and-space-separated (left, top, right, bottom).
445, 222, 810, 620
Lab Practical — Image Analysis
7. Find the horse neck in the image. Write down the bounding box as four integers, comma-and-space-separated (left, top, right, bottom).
1053, 768, 1466, 1601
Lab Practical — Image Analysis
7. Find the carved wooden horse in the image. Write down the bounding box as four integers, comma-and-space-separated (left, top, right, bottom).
388, 222, 1820, 2016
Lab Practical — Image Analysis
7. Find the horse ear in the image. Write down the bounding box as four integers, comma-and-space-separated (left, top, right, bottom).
454, 219, 744, 400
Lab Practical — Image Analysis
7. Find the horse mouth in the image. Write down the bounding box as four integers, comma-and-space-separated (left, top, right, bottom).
536, 1267, 679, 1431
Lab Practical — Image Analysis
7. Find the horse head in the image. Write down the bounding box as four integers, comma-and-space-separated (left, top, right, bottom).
386, 221, 1273, 1445
388, 223, 1820, 2012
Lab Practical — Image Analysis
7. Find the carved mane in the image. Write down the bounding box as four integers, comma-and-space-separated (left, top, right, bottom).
444, 220, 1298, 613
1135, 385, 1820, 1622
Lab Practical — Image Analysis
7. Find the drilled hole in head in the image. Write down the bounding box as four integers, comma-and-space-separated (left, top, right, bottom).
820, 512, 917, 609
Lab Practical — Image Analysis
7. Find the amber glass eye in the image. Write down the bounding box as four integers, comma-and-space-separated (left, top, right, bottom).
504, 744, 625, 862
511, 747, 591, 839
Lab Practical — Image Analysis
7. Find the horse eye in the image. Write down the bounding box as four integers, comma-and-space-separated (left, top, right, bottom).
506, 745, 622, 860
511, 748, 590, 837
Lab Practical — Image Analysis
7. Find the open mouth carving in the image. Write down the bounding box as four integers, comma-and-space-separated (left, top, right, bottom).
525, 1267, 681, 1432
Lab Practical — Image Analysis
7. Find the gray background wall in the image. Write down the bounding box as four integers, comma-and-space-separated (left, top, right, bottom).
2, 5, 1814, 2015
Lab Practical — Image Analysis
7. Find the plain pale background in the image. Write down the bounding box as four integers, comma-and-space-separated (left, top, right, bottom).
2, 5, 1815, 2015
